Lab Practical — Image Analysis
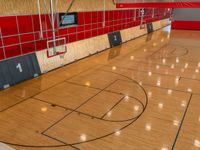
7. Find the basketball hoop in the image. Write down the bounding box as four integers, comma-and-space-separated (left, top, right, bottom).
47, 37, 67, 58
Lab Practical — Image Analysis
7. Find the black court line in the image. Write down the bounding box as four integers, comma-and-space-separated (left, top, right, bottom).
0, 65, 102, 148
180, 76, 200, 82
0, 61, 148, 148
143, 83, 191, 94
101, 96, 125, 119
33, 97, 102, 120
164, 46, 189, 59
99, 72, 190, 95
143, 83, 200, 96
169, 42, 200, 49
0, 64, 99, 113
104, 63, 200, 82
103, 64, 180, 78
171, 93, 193, 150
42, 71, 148, 146
110, 55, 199, 73
170, 47, 177, 54
100, 66, 200, 95
148, 44, 189, 59
146, 42, 169, 59
104, 62, 200, 82
0, 27, 169, 148
42, 134, 80, 150
33, 92, 145, 123
119, 41, 168, 61
41, 79, 120, 134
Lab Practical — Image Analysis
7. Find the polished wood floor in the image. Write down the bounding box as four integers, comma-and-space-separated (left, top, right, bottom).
0, 26, 200, 150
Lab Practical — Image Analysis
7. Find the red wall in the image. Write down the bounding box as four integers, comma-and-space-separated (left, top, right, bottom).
0, 8, 171, 60
171, 21, 200, 30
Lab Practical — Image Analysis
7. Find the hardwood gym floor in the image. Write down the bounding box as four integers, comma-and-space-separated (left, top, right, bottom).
0, 26, 200, 150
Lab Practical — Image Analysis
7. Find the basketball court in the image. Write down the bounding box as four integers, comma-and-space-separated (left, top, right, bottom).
0, 0, 200, 150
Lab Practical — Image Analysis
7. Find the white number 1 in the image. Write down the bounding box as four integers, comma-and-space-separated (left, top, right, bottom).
16, 63, 23, 73
114, 35, 117, 41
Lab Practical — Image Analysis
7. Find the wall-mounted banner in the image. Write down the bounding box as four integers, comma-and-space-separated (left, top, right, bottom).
0, 53, 41, 90
108, 32, 122, 47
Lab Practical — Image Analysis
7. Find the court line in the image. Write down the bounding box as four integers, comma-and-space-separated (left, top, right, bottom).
105, 62, 200, 82
109, 57, 200, 76
42, 71, 148, 146
103, 64, 179, 78
0, 65, 99, 113
33, 91, 145, 123
101, 96, 125, 119
171, 93, 193, 149
149, 45, 189, 59
0, 64, 148, 148
146, 42, 169, 59
100, 69, 188, 93
0, 26, 169, 148
41, 134, 80, 150
100, 67, 200, 94
41, 79, 120, 134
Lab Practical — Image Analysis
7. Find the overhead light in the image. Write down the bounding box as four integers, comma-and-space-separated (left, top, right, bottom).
162, 59, 166, 64
181, 100, 187, 107
157, 80, 161, 86
167, 89, 172, 95
145, 123, 152, 131
124, 95, 129, 102
148, 72, 152, 76
112, 66, 117, 71
176, 57, 179, 63
115, 130, 121, 136
161, 146, 169, 150
130, 56, 135, 60
171, 64, 175, 69
148, 91, 152, 98
134, 105, 140, 111
187, 88, 192, 92
158, 102, 164, 109
184, 63, 189, 69
107, 111, 112, 117
173, 120, 179, 126
85, 81, 91, 86
194, 139, 200, 148
41, 107, 48, 112
80, 134, 87, 142
198, 62, 200, 68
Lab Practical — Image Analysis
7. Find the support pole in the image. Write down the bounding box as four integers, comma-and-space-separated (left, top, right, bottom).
50, 0, 56, 54
37, 0, 43, 39
103, 0, 106, 27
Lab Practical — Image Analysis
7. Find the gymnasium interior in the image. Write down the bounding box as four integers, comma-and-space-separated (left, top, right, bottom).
0, 0, 200, 150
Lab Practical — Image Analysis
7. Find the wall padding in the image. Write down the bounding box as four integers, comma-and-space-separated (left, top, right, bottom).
36, 34, 110, 73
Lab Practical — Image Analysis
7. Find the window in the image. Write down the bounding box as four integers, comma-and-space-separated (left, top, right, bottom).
59, 12, 77, 27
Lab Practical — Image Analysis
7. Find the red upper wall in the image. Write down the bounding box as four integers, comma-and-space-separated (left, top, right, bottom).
0, 8, 171, 61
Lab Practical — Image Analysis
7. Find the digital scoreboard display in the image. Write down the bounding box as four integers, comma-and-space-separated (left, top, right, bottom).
59, 12, 77, 27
